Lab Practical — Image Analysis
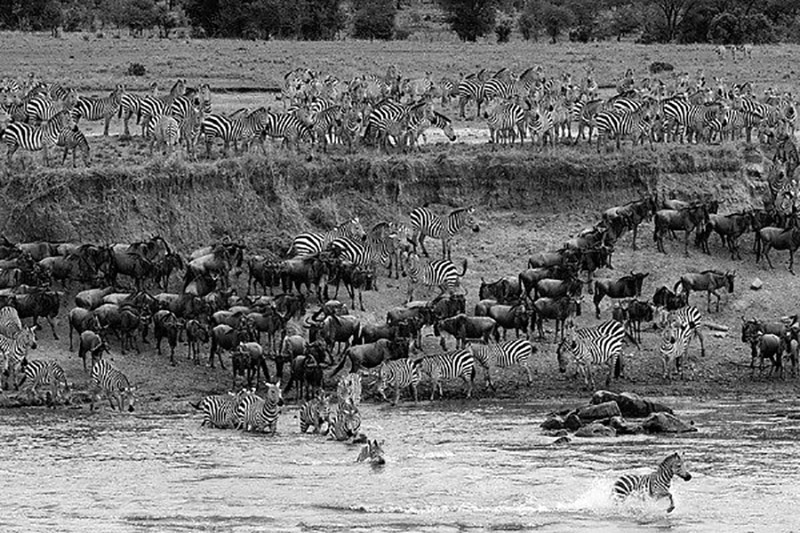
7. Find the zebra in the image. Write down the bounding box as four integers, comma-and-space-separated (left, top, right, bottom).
467, 338, 536, 390
201, 107, 269, 157
327, 398, 362, 441
56, 125, 90, 167
362, 98, 415, 150
722, 108, 763, 143
485, 101, 527, 146
149, 113, 180, 156
418, 348, 476, 400
377, 358, 420, 405
556, 319, 629, 390
0, 325, 38, 391
235, 381, 284, 434
193, 389, 253, 429
328, 235, 389, 269
2, 109, 73, 167
138, 79, 186, 138
71, 84, 124, 136
18, 358, 68, 405
25, 90, 76, 125
662, 100, 721, 143
403, 254, 468, 303
667, 305, 706, 359
593, 106, 653, 152
613, 452, 692, 513
118, 81, 158, 137
456, 78, 489, 120
527, 102, 555, 147
571, 97, 604, 144
660, 318, 694, 380
409, 206, 479, 259
336, 370, 363, 406
90, 359, 135, 412
309, 104, 343, 152
298, 391, 331, 434
405, 109, 456, 149
287, 217, 366, 257
0, 306, 23, 337
356, 439, 386, 466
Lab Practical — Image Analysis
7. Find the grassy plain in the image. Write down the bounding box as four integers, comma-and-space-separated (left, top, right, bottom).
0, 33, 797, 414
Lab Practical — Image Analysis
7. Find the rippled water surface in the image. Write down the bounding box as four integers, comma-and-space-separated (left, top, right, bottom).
1, 398, 798, 532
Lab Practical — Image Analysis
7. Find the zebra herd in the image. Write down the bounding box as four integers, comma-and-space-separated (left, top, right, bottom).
1, 55, 794, 166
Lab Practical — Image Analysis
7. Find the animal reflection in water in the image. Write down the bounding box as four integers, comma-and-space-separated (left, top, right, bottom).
613, 452, 692, 513
357, 439, 386, 468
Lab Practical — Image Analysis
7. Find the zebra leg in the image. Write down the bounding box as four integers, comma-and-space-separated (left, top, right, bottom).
666, 493, 675, 513
104, 115, 111, 136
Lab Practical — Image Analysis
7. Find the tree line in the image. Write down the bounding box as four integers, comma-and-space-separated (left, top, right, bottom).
0, 0, 797, 44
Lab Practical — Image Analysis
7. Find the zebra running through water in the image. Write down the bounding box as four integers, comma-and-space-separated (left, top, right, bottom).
287, 217, 366, 257
298, 391, 331, 434
409, 206, 479, 260
613, 452, 692, 513
556, 319, 631, 390
467, 338, 536, 390
418, 347, 476, 400
377, 358, 420, 405
2, 109, 73, 167
70, 84, 124, 136
18, 358, 68, 404
90, 359, 136, 412
0, 325, 38, 391
193, 388, 253, 429
235, 381, 284, 434
402, 254, 468, 303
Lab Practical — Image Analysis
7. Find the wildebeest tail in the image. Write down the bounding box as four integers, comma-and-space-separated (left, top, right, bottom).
458, 258, 468, 277
614, 353, 623, 379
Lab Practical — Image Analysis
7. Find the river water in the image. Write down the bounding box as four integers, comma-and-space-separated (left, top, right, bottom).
0, 397, 797, 532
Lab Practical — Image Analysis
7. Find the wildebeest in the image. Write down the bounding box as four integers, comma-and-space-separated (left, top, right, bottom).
78, 330, 108, 372
741, 317, 786, 371
154, 292, 210, 320
357, 321, 398, 345
479, 276, 522, 304
68, 307, 101, 351
185, 318, 209, 365
209, 324, 251, 369
531, 296, 582, 340
283, 339, 329, 400
247, 254, 282, 295
593, 272, 649, 318
674, 270, 735, 313
602, 196, 657, 250
534, 275, 583, 301
279, 334, 307, 383
697, 211, 753, 259
75, 286, 116, 310
487, 303, 530, 341
38, 253, 99, 288
653, 203, 709, 256
11, 290, 61, 340
184, 243, 244, 291
328, 261, 375, 312
0, 267, 22, 289
518, 265, 574, 302
751, 331, 784, 377
280, 254, 329, 300
306, 314, 361, 362
153, 310, 184, 365
528, 249, 578, 270
231, 341, 271, 389
611, 299, 654, 343
107, 245, 153, 290
330, 338, 410, 375
435, 314, 497, 350
756, 226, 800, 274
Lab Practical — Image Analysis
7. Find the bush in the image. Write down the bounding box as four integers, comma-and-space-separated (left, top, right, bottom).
438, 0, 498, 42
126, 62, 147, 76
352, 0, 397, 40
394, 27, 413, 40
495, 13, 513, 43
707, 12, 739, 44
569, 25, 592, 42
649, 61, 674, 74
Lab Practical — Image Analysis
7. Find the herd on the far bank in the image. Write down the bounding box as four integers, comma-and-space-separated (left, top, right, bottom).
0, 50, 798, 166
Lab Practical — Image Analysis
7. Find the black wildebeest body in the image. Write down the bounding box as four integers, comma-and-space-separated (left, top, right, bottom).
330, 261, 375, 312
247, 310, 289, 353
751, 332, 784, 377
154, 292, 210, 320
435, 314, 497, 350
78, 330, 107, 372
358, 322, 398, 344
75, 287, 116, 310
741, 317, 787, 372
247, 255, 282, 295
283, 341, 328, 401
0, 267, 22, 289
698, 212, 753, 259
307, 314, 361, 363
479, 276, 522, 304
487, 303, 530, 342
612, 299, 654, 343
209, 324, 249, 369
653, 204, 709, 256
153, 310, 184, 365
38, 253, 98, 288
280, 255, 329, 300
653, 286, 689, 311
534, 276, 583, 301
331, 338, 409, 375
756, 226, 800, 274
674, 270, 735, 313
531, 296, 582, 340
279, 334, 307, 384
11, 290, 61, 339
593, 272, 649, 318
429, 293, 466, 322
16, 241, 58, 262
474, 299, 497, 317
185, 319, 209, 365
68, 307, 101, 351
150, 252, 184, 291
527, 250, 578, 270
107, 245, 153, 291
602, 196, 657, 250
231, 341, 271, 389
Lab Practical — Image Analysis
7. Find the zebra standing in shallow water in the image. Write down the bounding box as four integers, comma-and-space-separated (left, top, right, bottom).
468, 338, 536, 390
18, 358, 67, 404
377, 358, 420, 405
298, 391, 331, 434
194, 388, 252, 429
409, 206, 479, 259
556, 319, 629, 390
0, 326, 38, 391
235, 381, 284, 434
90, 359, 135, 412
613, 452, 692, 513
418, 347, 476, 400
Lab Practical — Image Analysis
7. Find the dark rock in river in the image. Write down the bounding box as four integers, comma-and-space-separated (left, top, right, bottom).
574, 422, 616, 438
641, 412, 697, 434
591, 390, 674, 417
541, 415, 565, 430
576, 401, 621, 421
564, 412, 583, 431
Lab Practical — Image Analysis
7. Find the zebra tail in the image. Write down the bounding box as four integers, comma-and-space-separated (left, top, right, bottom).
623, 329, 640, 349
458, 258, 468, 277
189, 400, 202, 410
614, 354, 623, 379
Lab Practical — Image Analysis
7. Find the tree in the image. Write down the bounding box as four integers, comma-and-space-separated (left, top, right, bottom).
518, 0, 542, 40
352, 0, 396, 40
607, 4, 642, 41
438, 0, 498, 42
539, 1, 574, 43
184, 0, 220, 35
651, 0, 697, 42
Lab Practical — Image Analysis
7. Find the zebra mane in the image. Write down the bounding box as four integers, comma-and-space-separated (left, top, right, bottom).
661, 452, 682, 469
449, 206, 473, 216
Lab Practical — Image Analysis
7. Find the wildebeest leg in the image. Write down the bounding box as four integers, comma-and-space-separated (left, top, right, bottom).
790, 248, 796, 275
419, 235, 429, 258
683, 230, 691, 256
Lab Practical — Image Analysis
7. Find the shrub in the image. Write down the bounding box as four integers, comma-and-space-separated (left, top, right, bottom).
495, 13, 513, 43
126, 62, 147, 76
352, 0, 397, 40
649, 61, 674, 74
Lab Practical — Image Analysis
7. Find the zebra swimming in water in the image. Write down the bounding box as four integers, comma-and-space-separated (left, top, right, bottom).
613, 452, 692, 513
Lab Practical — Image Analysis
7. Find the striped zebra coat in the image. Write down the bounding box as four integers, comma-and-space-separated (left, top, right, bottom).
327, 398, 362, 441
2, 109, 73, 166
90, 360, 135, 412
377, 358, 420, 405
71, 85, 123, 136
287, 217, 366, 257
403, 254, 468, 303
19, 358, 67, 405
468, 338, 536, 390
236, 382, 284, 434
195, 389, 253, 429
613, 452, 692, 513
557, 319, 629, 390
418, 348, 476, 400
0, 325, 38, 391
660, 318, 694, 379
298, 392, 331, 434
56, 126, 90, 167
409, 206, 479, 260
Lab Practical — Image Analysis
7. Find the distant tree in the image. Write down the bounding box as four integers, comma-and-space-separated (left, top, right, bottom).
494, 11, 513, 42
352, 0, 397, 40
607, 3, 641, 40
539, 1, 574, 43
706, 11, 738, 43
650, 0, 697, 42
740, 12, 774, 43
438, 0, 498, 42
184, 0, 219, 35
518, 0, 542, 40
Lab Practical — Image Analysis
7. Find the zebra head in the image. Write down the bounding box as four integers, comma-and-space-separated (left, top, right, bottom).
122, 385, 136, 412
264, 381, 284, 407
20, 325, 38, 351
555, 338, 573, 374
665, 452, 692, 481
